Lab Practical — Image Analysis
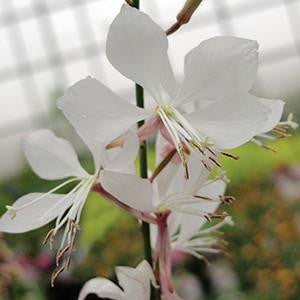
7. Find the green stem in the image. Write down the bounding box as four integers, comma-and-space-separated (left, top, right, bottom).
131, 0, 140, 9
131, 2, 160, 298
135, 85, 152, 265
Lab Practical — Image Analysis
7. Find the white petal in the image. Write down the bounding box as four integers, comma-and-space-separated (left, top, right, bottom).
154, 161, 180, 201
168, 211, 183, 237
136, 260, 158, 288
161, 152, 211, 198
106, 4, 177, 101
78, 278, 125, 300
175, 36, 259, 106
0, 193, 73, 233
100, 170, 155, 212
57, 77, 150, 167
186, 92, 270, 149
259, 98, 285, 133
23, 129, 88, 180
178, 180, 226, 243
116, 263, 153, 300
105, 130, 139, 173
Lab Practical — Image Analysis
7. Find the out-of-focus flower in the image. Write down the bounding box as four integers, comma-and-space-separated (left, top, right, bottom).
0, 129, 139, 285
273, 164, 300, 202
79, 260, 157, 300
59, 4, 273, 178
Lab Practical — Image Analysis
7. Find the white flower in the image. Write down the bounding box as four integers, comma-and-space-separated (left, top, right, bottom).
78, 260, 157, 300
149, 156, 233, 261
99, 150, 230, 223
0, 128, 139, 283
58, 4, 272, 177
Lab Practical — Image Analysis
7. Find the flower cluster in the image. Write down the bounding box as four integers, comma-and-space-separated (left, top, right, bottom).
0, 4, 295, 300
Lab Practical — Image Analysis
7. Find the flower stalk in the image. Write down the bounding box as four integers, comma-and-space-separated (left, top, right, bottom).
131, 0, 153, 270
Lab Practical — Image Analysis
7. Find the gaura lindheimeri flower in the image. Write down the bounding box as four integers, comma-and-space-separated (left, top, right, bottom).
150, 172, 233, 262
152, 141, 233, 257
57, 4, 275, 178
78, 260, 157, 300
0, 128, 139, 285
99, 151, 228, 219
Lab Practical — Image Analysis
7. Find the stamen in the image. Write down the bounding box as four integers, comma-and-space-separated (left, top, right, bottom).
208, 156, 222, 167
178, 143, 189, 179
206, 146, 217, 157
51, 265, 65, 287
219, 195, 236, 205
221, 152, 240, 160
56, 245, 71, 267
157, 105, 224, 174
201, 159, 212, 171
10, 177, 80, 216
206, 212, 228, 220
252, 138, 277, 153
261, 143, 276, 153
193, 195, 213, 201
190, 140, 204, 155
43, 229, 55, 250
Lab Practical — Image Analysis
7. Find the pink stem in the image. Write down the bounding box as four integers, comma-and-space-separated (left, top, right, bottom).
155, 211, 181, 299
92, 184, 157, 225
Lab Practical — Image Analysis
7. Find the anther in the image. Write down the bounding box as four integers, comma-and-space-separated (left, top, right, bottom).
56, 245, 71, 266
43, 229, 55, 250
219, 195, 236, 205
221, 152, 240, 160
261, 143, 276, 153
208, 156, 222, 167
190, 140, 204, 155
207, 212, 228, 220
193, 195, 213, 201
178, 143, 189, 179
206, 146, 217, 157
51, 265, 65, 287
201, 160, 212, 171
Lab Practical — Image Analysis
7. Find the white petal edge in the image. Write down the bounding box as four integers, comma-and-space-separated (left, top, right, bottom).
0, 193, 73, 233
106, 4, 177, 102
186, 92, 270, 149
57, 77, 151, 168
259, 98, 285, 133
23, 129, 88, 180
78, 278, 125, 300
100, 170, 155, 212
175, 36, 259, 106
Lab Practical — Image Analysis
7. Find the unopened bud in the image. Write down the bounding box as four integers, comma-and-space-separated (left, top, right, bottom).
177, 0, 204, 24
166, 0, 204, 35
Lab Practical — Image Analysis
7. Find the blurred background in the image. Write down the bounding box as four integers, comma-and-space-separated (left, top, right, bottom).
0, 0, 299, 299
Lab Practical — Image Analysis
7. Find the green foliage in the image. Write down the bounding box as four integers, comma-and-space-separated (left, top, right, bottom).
78, 192, 124, 247
220, 135, 300, 183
